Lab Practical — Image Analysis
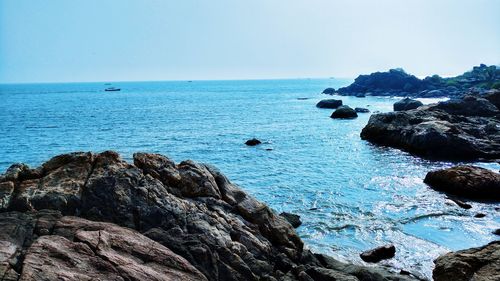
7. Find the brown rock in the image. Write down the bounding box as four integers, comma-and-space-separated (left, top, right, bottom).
424, 166, 500, 201
433, 241, 500, 281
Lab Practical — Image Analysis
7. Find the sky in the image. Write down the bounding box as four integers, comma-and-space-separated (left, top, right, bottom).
0, 0, 499, 83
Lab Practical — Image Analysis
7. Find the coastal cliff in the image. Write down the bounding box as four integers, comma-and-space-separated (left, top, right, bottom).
0, 151, 418, 281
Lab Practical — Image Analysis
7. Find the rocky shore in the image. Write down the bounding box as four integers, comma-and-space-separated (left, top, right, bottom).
360, 91, 500, 161
0, 151, 422, 281
324, 64, 499, 98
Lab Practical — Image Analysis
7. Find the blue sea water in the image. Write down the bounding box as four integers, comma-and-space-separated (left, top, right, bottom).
1, 79, 499, 279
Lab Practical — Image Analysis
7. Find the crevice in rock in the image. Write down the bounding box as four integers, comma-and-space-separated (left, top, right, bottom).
82, 156, 98, 192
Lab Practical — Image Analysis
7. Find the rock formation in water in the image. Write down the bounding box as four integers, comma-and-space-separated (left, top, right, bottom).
424, 165, 500, 201
0, 151, 420, 281
330, 105, 358, 119
323, 64, 500, 98
245, 138, 262, 146
354, 107, 370, 113
360, 244, 396, 263
361, 91, 500, 161
316, 99, 343, 109
433, 241, 500, 281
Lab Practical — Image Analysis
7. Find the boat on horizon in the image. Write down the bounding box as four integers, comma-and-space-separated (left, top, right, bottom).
105, 87, 121, 92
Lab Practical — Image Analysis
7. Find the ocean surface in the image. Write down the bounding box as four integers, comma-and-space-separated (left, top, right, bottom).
1, 79, 499, 279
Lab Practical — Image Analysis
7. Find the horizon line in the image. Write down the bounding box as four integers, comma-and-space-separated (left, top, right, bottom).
0, 76, 355, 85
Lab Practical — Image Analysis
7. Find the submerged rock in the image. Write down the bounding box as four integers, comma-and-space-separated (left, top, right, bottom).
424, 166, 500, 201
279, 212, 302, 228
316, 99, 343, 109
361, 95, 500, 161
330, 105, 358, 119
393, 98, 423, 111
433, 241, 500, 281
245, 138, 262, 146
360, 244, 396, 263
447, 197, 472, 209
0, 151, 418, 281
354, 107, 370, 113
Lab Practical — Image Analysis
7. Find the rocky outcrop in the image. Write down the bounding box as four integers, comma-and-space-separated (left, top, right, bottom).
0, 151, 417, 281
424, 166, 500, 201
433, 95, 499, 117
360, 244, 396, 263
330, 105, 358, 119
0, 211, 207, 281
334, 65, 500, 98
316, 99, 342, 109
393, 98, 423, 111
433, 241, 500, 281
360, 95, 500, 161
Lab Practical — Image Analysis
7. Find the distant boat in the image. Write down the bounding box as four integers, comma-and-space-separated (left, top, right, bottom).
105, 87, 121, 92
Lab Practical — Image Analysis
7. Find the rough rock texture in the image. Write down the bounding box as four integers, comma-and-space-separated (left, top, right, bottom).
433, 241, 500, 281
316, 99, 342, 109
279, 212, 302, 228
335, 65, 500, 98
330, 105, 358, 119
393, 98, 423, 111
424, 166, 500, 201
0, 151, 418, 281
360, 245, 396, 263
361, 95, 500, 161
432, 95, 499, 117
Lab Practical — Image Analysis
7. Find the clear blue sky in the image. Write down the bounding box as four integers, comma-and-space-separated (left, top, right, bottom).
1, 0, 499, 83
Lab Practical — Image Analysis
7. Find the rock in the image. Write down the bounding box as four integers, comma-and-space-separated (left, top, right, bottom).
433, 241, 500, 281
0, 151, 421, 281
322, 88, 336, 94
430, 95, 499, 117
447, 197, 472, 209
484, 89, 500, 109
316, 99, 342, 109
424, 166, 500, 201
493, 229, 500, 235
0, 211, 207, 281
245, 138, 262, 146
337, 65, 500, 98
314, 253, 417, 281
279, 212, 302, 228
361, 95, 500, 161
360, 244, 396, 263
354, 107, 370, 113
393, 98, 423, 111
330, 106, 358, 119
474, 213, 486, 218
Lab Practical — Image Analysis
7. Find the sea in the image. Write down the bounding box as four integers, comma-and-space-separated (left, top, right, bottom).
1, 79, 499, 279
